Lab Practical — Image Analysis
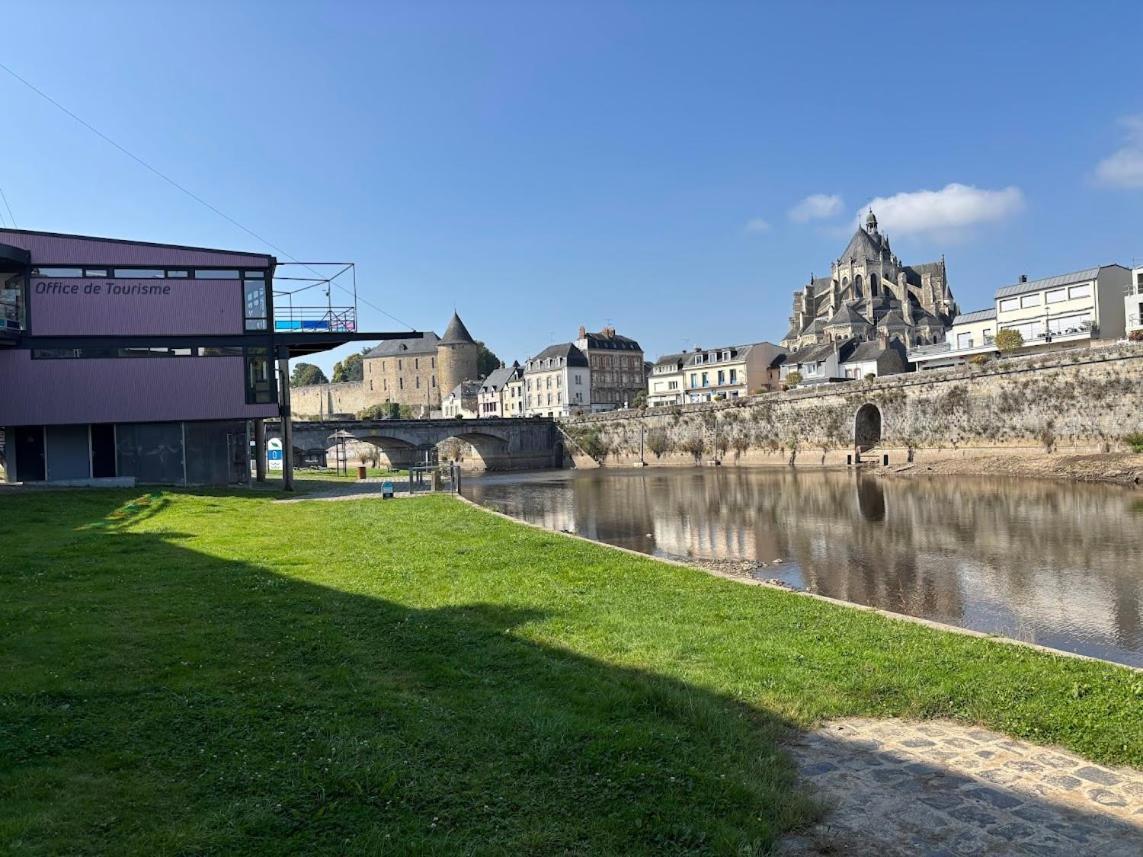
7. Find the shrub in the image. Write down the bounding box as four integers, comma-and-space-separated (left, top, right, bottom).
1129, 330, 1143, 343
731, 433, 751, 459
968, 354, 991, 367
645, 430, 671, 459
713, 433, 730, 459
680, 436, 706, 462
1125, 432, 1143, 454
863, 373, 876, 382
994, 329, 1024, 354
785, 371, 802, 388
1039, 421, 1056, 454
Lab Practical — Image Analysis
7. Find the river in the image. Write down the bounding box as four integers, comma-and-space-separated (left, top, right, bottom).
462, 468, 1143, 667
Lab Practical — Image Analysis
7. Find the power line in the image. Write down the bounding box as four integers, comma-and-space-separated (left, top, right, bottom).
0, 60, 414, 331
0, 186, 17, 228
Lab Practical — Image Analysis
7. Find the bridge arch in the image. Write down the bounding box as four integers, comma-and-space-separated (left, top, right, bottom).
854, 403, 882, 452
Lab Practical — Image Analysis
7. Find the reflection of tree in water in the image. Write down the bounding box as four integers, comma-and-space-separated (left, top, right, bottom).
469, 470, 1143, 663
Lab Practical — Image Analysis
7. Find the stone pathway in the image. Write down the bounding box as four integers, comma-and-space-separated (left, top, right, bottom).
778, 718, 1142, 856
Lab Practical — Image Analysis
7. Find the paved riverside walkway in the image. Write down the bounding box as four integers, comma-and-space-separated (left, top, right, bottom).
778, 718, 1142, 856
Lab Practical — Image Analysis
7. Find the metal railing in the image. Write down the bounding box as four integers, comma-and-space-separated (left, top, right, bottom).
272, 305, 357, 333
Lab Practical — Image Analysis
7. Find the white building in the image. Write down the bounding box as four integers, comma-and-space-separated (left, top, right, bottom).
477, 363, 523, 417
523, 343, 591, 417
910, 265, 1131, 369
441, 380, 480, 419
682, 342, 785, 402
647, 353, 685, 407
1127, 264, 1143, 339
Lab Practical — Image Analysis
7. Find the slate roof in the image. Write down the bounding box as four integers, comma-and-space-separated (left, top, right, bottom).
581, 330, 642, 351
876, 309, 909, 329
480, 364, 518, 393
994, 267, 1104, 299
827, 303, 866, 326
364, 332, 440, 357
839, 226, 886, 263
525, 342, 589, 371
952, 308, 996, 325
653, 352, 686, 368
441, 312, 476, 345
844, 340, 890, 363
446, 380, 482, 400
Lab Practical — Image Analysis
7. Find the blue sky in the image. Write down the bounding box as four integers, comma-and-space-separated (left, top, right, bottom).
2, 1, 1142, 373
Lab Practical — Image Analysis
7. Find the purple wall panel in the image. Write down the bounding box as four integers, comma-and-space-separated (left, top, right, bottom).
29, 277, 244, 336
0, 229, 272, 268
0, 351, 278, 425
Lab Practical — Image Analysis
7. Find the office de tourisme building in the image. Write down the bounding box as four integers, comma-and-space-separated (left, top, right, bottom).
0, 228, 405, 485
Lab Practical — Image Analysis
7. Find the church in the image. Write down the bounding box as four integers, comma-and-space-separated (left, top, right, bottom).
781, 210, 959, 350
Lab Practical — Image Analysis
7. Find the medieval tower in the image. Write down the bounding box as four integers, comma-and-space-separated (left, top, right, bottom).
436, 311, 480, 396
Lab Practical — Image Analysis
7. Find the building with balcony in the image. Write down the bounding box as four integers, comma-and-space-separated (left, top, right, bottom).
1127, 265, 1143, 338
647, 353, 685, 407
0, 228, 398, 485
573, 325, 644, 410
523, 343, 590, 417
910, 265, 1131, 369
683, 342, 785, 402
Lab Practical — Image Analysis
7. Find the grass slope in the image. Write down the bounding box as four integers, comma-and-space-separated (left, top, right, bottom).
1, 489, 1140, 855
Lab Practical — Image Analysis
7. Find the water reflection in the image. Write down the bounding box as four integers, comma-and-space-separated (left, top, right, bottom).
464, 468, 1143, 667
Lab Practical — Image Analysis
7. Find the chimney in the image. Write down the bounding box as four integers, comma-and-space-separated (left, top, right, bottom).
1019, 274, 1028, 283
578, 325, 586, 339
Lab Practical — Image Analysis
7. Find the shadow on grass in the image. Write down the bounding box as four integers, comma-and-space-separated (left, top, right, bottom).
0, 489, 813, 855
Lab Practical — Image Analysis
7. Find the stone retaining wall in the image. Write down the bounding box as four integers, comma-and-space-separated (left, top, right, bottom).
562, 344, 1143, 468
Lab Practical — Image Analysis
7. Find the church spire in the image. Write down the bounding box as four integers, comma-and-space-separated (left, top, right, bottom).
865, 208, 878, 234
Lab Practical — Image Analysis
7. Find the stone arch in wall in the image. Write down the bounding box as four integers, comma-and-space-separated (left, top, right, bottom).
854, 274, 863, 297
854, 403, 882, 452
869, 272, 879, 296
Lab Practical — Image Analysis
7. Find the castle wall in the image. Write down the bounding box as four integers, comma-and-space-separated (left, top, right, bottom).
437, 342, 480, 398
563, 344, 1143, 467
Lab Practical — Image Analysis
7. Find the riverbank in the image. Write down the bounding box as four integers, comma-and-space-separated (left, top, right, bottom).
880, 451, 1143, 486
1, 489, 1140, 854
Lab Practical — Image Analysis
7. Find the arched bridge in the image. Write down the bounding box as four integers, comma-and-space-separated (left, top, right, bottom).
265, 417, 564, 471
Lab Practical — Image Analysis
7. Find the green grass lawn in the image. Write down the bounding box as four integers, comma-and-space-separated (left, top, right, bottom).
0, 489, 1139, 855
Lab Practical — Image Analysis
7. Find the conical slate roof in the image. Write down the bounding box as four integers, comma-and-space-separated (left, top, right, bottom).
441, 311, 475, 345
827, 303, 865, 326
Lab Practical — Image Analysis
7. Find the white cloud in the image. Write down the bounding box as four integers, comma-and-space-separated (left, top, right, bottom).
744, 217, 770, 233
788, 193, 843, 223
1095, 115, 1143, 189
857, 183, 1024, 236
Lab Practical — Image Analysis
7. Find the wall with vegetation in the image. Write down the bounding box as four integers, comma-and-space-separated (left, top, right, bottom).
562, 344, 1143, 467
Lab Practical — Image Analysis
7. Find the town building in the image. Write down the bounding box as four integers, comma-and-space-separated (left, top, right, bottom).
682, 342, 785, 403
441, 380, 481, 419
291, 311, 482, 418
647, 353, 685, 407
1127, 264, 1143, 338
839, 336, 909, 379
504, 370, 526, 417
523, 343, 590, 417
573, 325, 644, 410
910, 265, 1131, 369
0, 227, 395, 485
477, 362, 523, 417
782, 210, 958, 351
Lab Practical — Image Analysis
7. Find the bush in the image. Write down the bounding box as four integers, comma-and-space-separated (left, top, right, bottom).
968, 354, 991, 367
1129, 330, 1143, 343
785, 371, 802, 388
680, 436, 706, 462
713, 433, 730, 459
1125, 432, 1143, 454
863, 373, 876, 382
994, 329, 1024, 354
645, 430, 671, 459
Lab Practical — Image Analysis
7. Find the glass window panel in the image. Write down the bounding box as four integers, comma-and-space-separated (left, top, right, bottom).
166, 269, 189, 278
185, 420, 246, 485
113, 269, 166, 278
1069, 284, 1092, 299
84, 269, 109, 277
1045, 288, 1067, 303
116, 422, 185, 484
34, 267, 84, 277
195, 269, 241, 279
999, 298, 1018, 312
1020, 294, 1040, 308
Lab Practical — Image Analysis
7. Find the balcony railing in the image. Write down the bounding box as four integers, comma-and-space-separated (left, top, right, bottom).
273, 305, 357, 333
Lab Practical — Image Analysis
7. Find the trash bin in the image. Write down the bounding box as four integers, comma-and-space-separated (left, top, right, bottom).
356, 465, 367, 480
382, 480, 394, 499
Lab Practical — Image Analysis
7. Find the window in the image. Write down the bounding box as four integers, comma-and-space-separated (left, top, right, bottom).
729, 368, 737, 384
114, 269, 166, 279
701, 372, 709, 387
957, 332, 973, 349
32, 267, 83, 277
1020, 294, 1040, 308
244, 280, 268, 331
194, 269, 241, 279
1045, 288, 1067, 304
999, 298, 1018, 312
244, 348, 275, 404
690, 373, 697, 387
717, 370, 725, 385
1069, 283, 1092, 300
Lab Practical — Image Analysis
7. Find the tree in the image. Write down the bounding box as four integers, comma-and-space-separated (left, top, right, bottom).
290, 362, 328, 387
332, 348, 370, 383
476, 342, 501, 378
994, 329, 1024, 354
632, 391, 647, 409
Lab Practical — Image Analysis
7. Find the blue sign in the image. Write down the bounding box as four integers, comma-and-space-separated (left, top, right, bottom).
267, 450, 283, 461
